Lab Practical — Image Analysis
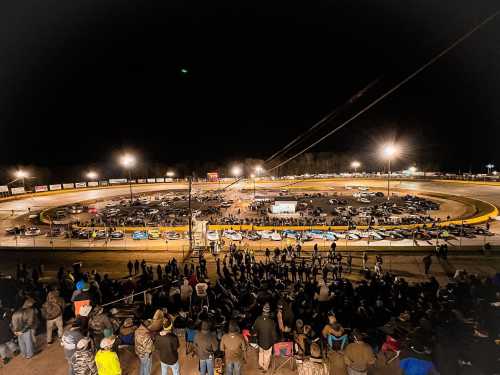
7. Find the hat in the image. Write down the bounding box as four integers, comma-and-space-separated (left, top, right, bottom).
310, 343, 322, 358
327, 310, 336, 317
123, 318, 134, 328
262, 303, 271, 314
100, 336, 116, 349
76, 337, 91, 350
79, 305, 93, 317
76, 280, 90, 292
162, 318, 173, 332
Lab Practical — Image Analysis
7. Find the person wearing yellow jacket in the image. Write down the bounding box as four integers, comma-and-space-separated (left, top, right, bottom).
95, 336, 121, 375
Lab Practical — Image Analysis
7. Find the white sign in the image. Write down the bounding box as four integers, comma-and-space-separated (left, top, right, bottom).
35, 185, 48, 192
75, 182, 87, 188
49, 184, 62, 191
99, 180, 109, 186
0, 185, 9, 193
147, 178, 155, 183
11, 187, 26, 195
88, 181, 98, 187
109, 179, 127, 184
137, 179, 147, 184
164, 178, 173, 182
63, 183, 75, 189
156, 178, 165, 183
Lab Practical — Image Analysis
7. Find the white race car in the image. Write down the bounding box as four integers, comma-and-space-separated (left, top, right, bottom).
271, 232, 282, 241
24, 227, 41, 236
223, 230, 243, 241
206, 230, 220, 241
257, 230, 274, 239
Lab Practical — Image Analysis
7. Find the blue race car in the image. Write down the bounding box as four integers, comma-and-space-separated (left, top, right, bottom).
132, 230, 148, 240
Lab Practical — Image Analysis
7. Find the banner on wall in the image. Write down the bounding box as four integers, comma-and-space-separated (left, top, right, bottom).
75, 182, 87, 188
63, 183, 75, 189
35, 185, 48, 192
0, 186, 9, 193
88, 181, 99, 187
99, 180, 109, 186
50, 184, 62, 191
156, 178, 165, 183
137, 179, 146, 183
109, 179, 127, 184
164, 178, 173, 182
11, 187, 26, 195
147, 178, 155, 183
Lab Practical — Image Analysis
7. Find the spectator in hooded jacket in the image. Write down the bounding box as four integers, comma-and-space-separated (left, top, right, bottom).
11, 300, 36, 360
95, 336, 121, 375
134, 320, 155, 375
194, 321, 218, 375
0, 311, 18, 364
220, 320, 247, 375
42, 288, 65, 344
71, 337, 98, 375
252, 303, 277, 372
62, 320, 84, 375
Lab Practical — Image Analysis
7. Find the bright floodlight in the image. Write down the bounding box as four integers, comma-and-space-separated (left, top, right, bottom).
120, 154, 136, 168
351, 161, 361, 169
231, 166, 242, 177
166, 171, 175, 177
254, 165, 263, 174
86, 171, 98, 180
409, 166, 417, 173
486, 163, 495, 169
382, 144, 398, 159
14, 170, 28, 179
250, 173, 255, 178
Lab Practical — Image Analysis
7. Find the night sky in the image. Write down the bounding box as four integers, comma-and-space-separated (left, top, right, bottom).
1, 0, 499, 178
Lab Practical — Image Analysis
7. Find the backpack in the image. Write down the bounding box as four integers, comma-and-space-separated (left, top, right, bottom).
43, 301, 62, 320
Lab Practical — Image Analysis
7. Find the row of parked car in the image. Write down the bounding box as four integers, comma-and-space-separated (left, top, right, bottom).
206, 224, 494, 242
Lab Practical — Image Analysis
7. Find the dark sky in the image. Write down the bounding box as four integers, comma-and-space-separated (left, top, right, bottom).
1, 0, 499, 176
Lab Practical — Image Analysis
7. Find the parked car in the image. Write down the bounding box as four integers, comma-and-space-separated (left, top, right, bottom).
271, 232, 282, 241
257, 230, 274, 239
24, 227, 41, 236
244, 231, 261, 241
165, 231, 181, 240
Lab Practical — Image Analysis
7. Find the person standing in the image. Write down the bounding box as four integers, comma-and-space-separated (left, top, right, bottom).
95, 336, 121, 375
252, 303, 276, 372
11, 299, 36, 360
220, 320, 247, 375
155, 318, 180, 375
0, 312, 18, 365
362, 252, 368, 269
135, 320, 154, 375
127, 261, 133, 276
71, 337, 98, 375
194, 321, 218, 375
134, 260, 140, 275
42, 288, 65, 344
343, 330, 376, 375
62, 320, 84, 375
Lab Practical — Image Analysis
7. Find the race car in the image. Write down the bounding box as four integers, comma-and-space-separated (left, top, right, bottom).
206, 230, 220, 242
256, 230, 273, 239
282, 230, 299, 239
148, 229, 161, 240
132, 231, 148, 240
110, 231, 124, 240
271, 232, 282, 241
165, 231, 181, 240
223, 230, 243, 241
243, 231, 261, 241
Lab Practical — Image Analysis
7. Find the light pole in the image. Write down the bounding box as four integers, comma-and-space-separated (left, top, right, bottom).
351, 161, 361, 175
486, 163, 495, 175
120, 154, 136, 202
253, 165, 264, 199
14, 170, 28, 189
381, 144, 398, 201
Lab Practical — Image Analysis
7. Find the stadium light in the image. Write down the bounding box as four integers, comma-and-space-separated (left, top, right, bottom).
231, 166, 242, 177
380, 143, 400, 200
14, 170, 28, 179
86, 171, 98, 180
254, 165, 264, 175
351, 161, 361, 173
120, 153, 136, 201
166, 171, 175, 178
486, 163, 495, 175
409, 166, 417, 173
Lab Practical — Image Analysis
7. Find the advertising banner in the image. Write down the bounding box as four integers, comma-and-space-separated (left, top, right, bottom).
63, 183, 75, 189
164, 178, 173, 182
11, 187, 26, 195
109, 178, 127, 184
128, 179, 137, 184
0, 186, 9, 193
147, 178, 156, 183
35, 185, 48, 192
155, 178, 165, 183
49, 184, 62, 191
88, 181, 99, 187
75, 182, 87, 188
137, 179, 147, 183
99, 180, 109, 186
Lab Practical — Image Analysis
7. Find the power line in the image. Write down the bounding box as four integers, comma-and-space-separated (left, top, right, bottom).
266, 8, 500, 173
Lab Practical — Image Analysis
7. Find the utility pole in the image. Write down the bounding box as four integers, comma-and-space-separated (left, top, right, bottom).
128, 169, 133, 202
188, 176, 192, 252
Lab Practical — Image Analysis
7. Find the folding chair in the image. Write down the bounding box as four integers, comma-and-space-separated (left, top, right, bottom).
272, 341, 295, 373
